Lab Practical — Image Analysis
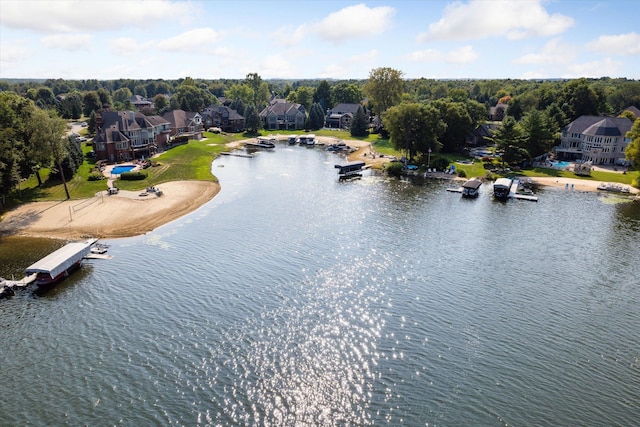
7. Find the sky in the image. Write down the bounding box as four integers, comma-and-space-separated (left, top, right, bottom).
1, 0, 639, 81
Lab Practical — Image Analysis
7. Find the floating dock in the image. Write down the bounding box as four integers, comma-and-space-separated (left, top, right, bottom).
510, 180, 538, 202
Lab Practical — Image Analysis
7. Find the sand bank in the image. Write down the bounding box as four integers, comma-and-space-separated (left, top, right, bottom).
0, 181, 220, 240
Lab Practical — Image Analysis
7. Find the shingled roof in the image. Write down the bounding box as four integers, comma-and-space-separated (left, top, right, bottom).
563, 115, 632, 136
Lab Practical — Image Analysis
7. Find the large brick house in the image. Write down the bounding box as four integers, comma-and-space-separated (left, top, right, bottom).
93, 111, 171, 162
201, 105, 245, 133
554, 115, 633, 165
259, 99, 306, 130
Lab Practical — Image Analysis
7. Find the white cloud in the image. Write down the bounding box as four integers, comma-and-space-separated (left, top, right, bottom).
0, 39, 29, 62
406, 48, 443, 62
347, 49, 379, 64
41, 33, 92, 51
513, 38, 574, 65
563, 58, 624, 78
313, 4, 395, 43
258, 54, 297, 79
445, 45, 478, 64
156, 28, 225, 54
586, 32, 640, 56
0, 0, 191, 33
272, 25, 307, 47
110, 37, 143, 56
417, 0, 574, 42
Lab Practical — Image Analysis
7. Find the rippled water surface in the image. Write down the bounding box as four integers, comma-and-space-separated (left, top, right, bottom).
1, 145, 639, 426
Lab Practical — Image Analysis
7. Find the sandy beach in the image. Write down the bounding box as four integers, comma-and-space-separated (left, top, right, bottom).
0, 137, 636, 240
0, 181, 220, 240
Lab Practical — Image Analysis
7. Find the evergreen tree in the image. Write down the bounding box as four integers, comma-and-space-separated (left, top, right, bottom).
244, 105, 261, 135
488, 116, 527, 167
350, 105, 369, 137
308, 102, 325, 130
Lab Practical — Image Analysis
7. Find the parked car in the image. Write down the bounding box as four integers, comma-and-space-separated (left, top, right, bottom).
80, 122, 87, 127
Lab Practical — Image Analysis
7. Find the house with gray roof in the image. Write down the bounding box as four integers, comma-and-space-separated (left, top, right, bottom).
555, 115, 633, 166
259, 99, 306, 130
201, 105, 245, 133
161, 109, 203, 139
325, 103, 364, 129
129, 95, 153, 110
93, 111, 171, 162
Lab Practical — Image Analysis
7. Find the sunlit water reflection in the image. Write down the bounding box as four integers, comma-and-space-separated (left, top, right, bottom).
1, 144, 639, 426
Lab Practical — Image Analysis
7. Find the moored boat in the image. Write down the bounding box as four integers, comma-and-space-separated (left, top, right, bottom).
246, 136, 276, 149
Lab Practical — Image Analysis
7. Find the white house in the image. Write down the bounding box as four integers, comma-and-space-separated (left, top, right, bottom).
555, 116, 633, 166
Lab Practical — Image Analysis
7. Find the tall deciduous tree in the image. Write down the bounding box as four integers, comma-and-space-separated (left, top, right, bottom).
82, 91, 101, 117
153, 94, 169, 115
625, 118, 640, 173
364, 67, 404, 118
383, 102, 445, 160
331, 82, 362, 104
313, 80, 332, 111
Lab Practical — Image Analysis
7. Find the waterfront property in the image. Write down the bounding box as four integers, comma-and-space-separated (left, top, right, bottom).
554, 115, 633, 166
259, 99, 306, 130
93, 111, 171, 162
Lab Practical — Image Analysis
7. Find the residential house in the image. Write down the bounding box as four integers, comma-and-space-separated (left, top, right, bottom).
93, 111, 171, 162
201, 105, 245, 133
129, 95, 153, 111
618, 105, 640, 119
554, 115, 633, 165
161, 109, 203, 139
325, 103, 363, 129
465, 123, 498, 147
259, 99, 306, 130
488, 103, 509, 121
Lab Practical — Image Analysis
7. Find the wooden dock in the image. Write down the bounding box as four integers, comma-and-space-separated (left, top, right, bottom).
510, 180, 538, 202
220, 152, 254, 158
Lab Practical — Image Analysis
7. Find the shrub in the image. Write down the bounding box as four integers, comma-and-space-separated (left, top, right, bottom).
385, 161, 404, 177
457, 169, 467, 178
88, 172, 105, 181
430, 157, 450, 172
120, 171, 147, 181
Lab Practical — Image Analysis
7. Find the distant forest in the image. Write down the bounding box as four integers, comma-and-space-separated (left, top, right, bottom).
1, 76, 639, 121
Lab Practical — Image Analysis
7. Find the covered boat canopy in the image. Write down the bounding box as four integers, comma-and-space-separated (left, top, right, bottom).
25, 239, 96, 279
335, 161, 365, 174
493, 178, 512, 189
462, 179, 482, 190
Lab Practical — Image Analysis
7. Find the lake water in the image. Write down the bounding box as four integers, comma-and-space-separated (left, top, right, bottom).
1, 144, 639, 426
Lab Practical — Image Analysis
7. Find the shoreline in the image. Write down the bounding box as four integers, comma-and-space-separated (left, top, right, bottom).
1, 137, 637, 240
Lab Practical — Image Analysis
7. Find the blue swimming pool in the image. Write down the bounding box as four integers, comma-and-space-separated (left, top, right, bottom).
111, 165, 135, 174
552, 161, 571, 169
